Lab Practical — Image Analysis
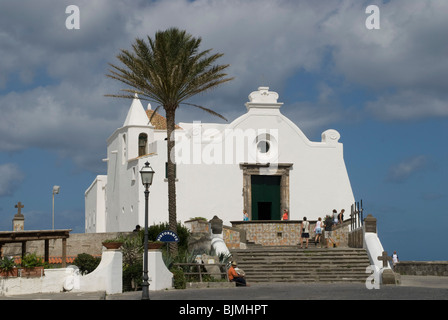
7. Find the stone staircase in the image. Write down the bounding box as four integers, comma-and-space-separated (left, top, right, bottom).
230, 245, 371, 283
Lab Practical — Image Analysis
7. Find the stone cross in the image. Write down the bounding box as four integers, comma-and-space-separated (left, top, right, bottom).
377, 251, 392, 268
15, 202, 24, 216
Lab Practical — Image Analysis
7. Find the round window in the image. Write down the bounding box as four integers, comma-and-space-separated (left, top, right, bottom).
257, 140, 270, 153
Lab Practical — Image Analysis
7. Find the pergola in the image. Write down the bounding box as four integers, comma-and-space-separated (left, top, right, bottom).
0, 229, 71, 268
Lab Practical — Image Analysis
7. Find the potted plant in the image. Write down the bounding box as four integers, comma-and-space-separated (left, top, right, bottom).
20, 253, 45, 277
148, 241, 164, 250
0, 256, 18, 277
102, 236, 125, 250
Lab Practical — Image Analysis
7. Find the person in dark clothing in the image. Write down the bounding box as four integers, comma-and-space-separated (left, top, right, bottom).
323, 215, 335, 248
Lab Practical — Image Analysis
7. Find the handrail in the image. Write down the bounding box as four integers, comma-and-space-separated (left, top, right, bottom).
173, 263, 229, 282
350, 200, 364, 230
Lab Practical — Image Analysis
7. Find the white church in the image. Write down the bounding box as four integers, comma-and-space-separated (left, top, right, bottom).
85, 87, 355, 233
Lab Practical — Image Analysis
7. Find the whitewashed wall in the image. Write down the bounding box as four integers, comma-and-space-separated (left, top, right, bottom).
86, 87, 355, 232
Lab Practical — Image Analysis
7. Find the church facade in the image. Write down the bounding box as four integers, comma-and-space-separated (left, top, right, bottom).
85, 87, 355, 233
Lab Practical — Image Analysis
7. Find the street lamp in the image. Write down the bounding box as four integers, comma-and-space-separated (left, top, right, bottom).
140, 162, 155, 300
52, 186, 60, 230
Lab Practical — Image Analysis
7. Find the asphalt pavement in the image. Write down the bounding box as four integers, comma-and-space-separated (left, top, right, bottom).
1, 275, 447, 301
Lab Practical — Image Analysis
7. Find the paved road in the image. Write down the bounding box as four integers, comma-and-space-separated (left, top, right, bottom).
1, 276, 447, 301
108, 276, 448, 300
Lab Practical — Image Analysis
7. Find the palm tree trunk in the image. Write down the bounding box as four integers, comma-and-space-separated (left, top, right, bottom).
165, 106, 178, 256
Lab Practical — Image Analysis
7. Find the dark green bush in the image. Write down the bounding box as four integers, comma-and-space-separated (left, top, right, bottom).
73, 253, 101, 275
170, 266, 186, 289
123, 260, 143, 291
138, 222, 190, 252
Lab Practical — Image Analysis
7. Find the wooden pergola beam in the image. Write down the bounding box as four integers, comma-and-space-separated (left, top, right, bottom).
0, 229, 71, 267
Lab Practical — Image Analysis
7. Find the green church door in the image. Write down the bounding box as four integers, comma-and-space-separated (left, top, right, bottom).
251, 175, 281, 220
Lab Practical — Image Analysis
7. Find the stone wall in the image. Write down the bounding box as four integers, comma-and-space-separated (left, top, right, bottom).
394, 261, 448, 276
231, 221, 310, 246
184, 219, 246, 250
2, 232, 131, 258
329, 222, 349, 247
231, 220, 350, 247
348, 227, 363, 248
223, 226, 245, 249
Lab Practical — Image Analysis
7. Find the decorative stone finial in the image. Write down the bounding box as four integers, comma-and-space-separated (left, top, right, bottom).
248, 87, 279, 104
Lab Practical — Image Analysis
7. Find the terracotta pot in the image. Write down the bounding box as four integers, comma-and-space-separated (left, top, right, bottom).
20, 266, 44, 278
148, 242, 164, 250
102, 242, 123, 250
0, 268, 18, 278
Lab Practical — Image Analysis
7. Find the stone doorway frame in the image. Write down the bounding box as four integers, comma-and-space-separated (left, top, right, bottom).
240, 163, 293, 220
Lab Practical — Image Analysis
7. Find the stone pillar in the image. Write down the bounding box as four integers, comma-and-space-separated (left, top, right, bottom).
210, 216, 223, 234
364, 214, 377, 233
62, 238, 67, 268
12, 202, 25, 231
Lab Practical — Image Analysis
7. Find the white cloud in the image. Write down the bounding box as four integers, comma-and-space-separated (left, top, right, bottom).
0, 0, 447, 173
0, 163, 24, 197
386, 155, 428, 183
365, 90, 448, 121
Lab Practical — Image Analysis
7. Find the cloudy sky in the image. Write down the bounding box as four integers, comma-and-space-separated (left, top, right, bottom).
0, 0, 446, 261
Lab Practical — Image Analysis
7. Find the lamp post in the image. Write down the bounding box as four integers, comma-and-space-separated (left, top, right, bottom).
140, 161, 155, 300
52, 186, 60, 230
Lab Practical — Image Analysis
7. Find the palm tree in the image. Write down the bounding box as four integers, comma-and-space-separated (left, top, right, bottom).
106, 28, 233, 255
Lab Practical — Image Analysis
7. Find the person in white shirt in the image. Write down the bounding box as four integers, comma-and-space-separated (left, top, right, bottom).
392, 251, 399, 269
314, 217, 322, 246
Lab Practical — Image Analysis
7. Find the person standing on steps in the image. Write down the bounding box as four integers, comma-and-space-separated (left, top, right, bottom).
281, 209, 289, 221
300, 217, 310, 249
314, 217, 322, 246
338, 209, 345, 225
323, 215, 335, 248
392, 251, 399, 270
243, 210, 249, 221
332, 209, 338, 225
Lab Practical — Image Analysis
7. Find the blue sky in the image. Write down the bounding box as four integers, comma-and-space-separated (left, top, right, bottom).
0, 0, 447, 261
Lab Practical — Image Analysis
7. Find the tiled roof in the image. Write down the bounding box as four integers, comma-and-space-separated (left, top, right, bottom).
146, 109, 182, 130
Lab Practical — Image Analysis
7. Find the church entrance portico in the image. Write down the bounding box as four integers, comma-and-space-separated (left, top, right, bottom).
241, 163, 292, 221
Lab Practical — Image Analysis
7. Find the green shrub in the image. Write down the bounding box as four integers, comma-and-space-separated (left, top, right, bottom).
73, 253, 101, 275
0, 256, 16, 271
123, 260, 143, 291
21, 253, 44, 268
170, 266, 186, 289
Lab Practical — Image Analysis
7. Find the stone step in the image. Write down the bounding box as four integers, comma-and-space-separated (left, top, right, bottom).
230, 246, 371, 284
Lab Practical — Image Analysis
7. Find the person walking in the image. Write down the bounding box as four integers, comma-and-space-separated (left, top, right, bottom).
314, 217, 323, 246
323, 215, 335, 248
338, 209, 345, 224
300, 217, 310, 249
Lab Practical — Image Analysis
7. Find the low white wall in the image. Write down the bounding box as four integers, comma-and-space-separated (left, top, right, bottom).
0, 269, 69, 296
148, 250, 173, 291
0, 249, 123, 296
74, 249, 122, 294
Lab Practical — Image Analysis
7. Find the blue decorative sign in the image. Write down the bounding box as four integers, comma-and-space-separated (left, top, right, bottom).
156, 230, 179, 243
